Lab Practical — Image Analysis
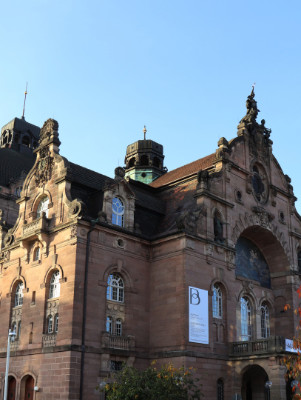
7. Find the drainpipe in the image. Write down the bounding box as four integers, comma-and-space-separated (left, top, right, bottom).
79, 219, 98, 400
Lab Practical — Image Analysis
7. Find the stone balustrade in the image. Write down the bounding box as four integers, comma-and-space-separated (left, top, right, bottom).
229, 336, 285, 357
23, 215, 48, 238
102, 332, 135, 350
42, 333, 57, 348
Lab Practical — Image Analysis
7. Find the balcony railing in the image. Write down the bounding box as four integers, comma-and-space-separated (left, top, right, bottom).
102, 333, 135, 350
229, 336, 285, 357
42, 333, 57, 348
23, 215, 49, 238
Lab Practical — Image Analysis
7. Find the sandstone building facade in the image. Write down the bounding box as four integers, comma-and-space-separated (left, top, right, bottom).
0, 90, 300, 399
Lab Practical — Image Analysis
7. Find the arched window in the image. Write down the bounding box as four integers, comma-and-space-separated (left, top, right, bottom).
22, 136, 30, 147
241, 297, 252, 341
217, 379, 224, 400
107, 274, 124, 302
48, 315, 53, 333
212, 284, 223, 319
112, 197, 124, 227
261, 303, 270, 338
49, 271, 60, 299
116, 319, 122, 336
37, 196, 49, 218
106, 316, 112, 334
54, 314, 59, 333
15, 282, 24, 307
128, 157, 135, 168
140, 155, 149, 166
34, 247, 40, 261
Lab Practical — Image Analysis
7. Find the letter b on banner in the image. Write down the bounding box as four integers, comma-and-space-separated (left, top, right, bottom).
190, 287, 201, 305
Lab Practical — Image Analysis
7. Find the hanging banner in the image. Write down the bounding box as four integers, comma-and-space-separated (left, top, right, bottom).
188, 286, 208, 344
285, 339, 298, 353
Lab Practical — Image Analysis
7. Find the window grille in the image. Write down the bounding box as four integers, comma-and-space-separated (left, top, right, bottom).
110, 361, 123, 371
115, 319, 122, 336
217, 379, 224, 400
213, 285, 222, 318
48, 315, 53, 333
261, 303, 270, 338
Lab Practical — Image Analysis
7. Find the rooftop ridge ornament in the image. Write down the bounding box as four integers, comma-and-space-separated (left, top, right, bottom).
143, 125, 147, 140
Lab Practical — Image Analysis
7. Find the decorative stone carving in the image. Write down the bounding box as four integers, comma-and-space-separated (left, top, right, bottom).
3, 229, 14, 247
35, 147, 54, 187
226, 250, 236, 270
39, 119, 60, 148
114, 167, 125, 181
70, 225, 77, 239
197, 170, 209, 190
98, 211, 107, 223
252, 206, 274, 230
176, 205, 207, 234
68, 199, 85, 218
215, 137, 229, 161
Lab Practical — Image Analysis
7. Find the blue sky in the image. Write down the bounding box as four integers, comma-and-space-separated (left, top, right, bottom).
1, 1, 301, 208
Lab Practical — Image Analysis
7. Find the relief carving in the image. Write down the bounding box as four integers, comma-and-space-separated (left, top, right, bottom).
35, 147, 54, 187
176, 205, 207, 235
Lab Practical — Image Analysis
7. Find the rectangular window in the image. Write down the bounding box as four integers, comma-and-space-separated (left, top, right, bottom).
110, 361, 123, 371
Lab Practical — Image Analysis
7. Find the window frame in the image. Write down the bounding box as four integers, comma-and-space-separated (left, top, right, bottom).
115, 319, 122, 336
49, 271, 60, 299
212, 284, 223, 319
14, 282, 24, 307
240, 297, 252, 341
217, 378, 224, 400
48, 315, 53, 334
106, 316, 113, 334
37, 196, 49, 218
260, 303, 270, 339
112, 197, 124, 227
106, 274, 124, 303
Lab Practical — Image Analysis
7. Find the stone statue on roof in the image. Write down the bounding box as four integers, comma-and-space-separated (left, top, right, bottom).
240, 87, 260, 125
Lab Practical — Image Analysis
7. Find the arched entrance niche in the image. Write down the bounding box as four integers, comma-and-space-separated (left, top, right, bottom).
235, 225, 294, 337
236, 225, 290, 276
20, 375, 34, 400
7, 375, 16, 400
241, 365, 269, 400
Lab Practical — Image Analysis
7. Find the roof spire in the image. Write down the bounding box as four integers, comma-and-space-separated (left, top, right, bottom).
143, 125, 147, 140
22, 82, 28, 120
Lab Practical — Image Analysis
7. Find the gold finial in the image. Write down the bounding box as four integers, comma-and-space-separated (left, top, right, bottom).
22, 82, 28, 120
143, 125, 147, 140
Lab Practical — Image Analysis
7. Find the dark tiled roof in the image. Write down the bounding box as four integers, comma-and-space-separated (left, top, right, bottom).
68, 162, 114, 190
0, 148, 35, 186
150, 153, 216, 188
